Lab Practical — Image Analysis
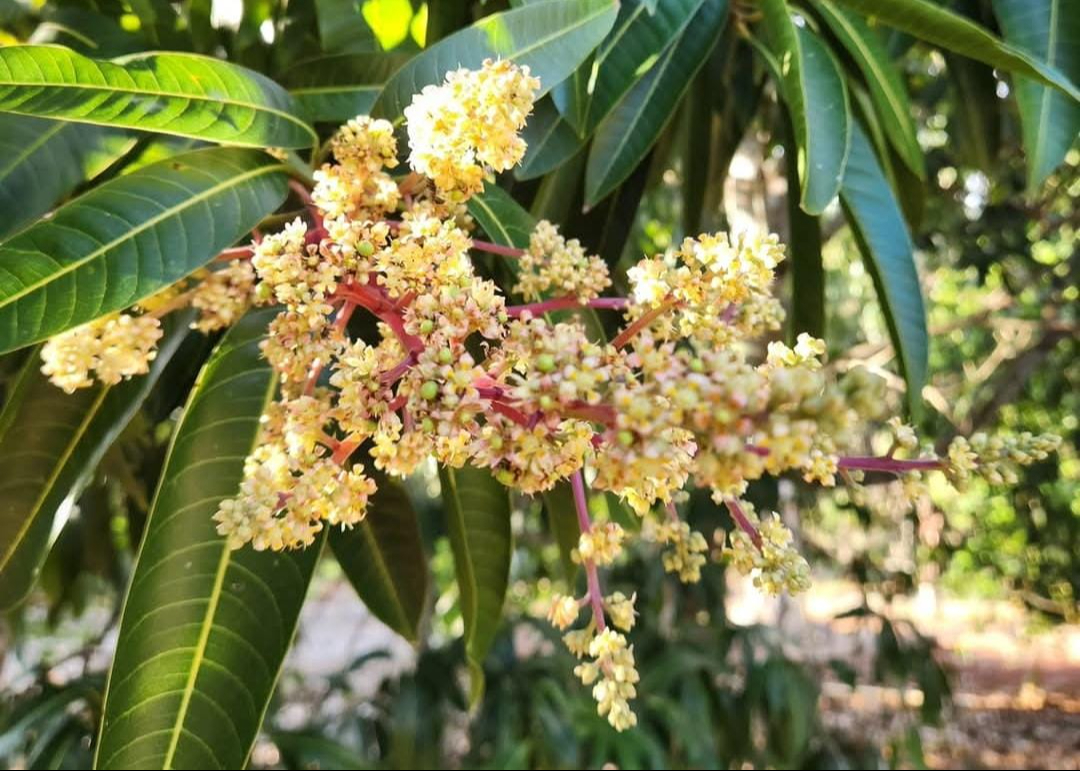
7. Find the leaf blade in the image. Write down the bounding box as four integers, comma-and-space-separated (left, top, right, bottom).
585, 0, 728, 207
839, 124, 928, 410
0, 314, 193, 611
815, 0, 924, 180
0, 115, 136, 240
759, 0, 851, 215
0, 146, 287, 354
329, 473, 428, 642
95, 308, 321, 770
439, 465, 512, 706
991, 0, 1080, 187
0, 46, 316, 148
832, 0, 1080, 101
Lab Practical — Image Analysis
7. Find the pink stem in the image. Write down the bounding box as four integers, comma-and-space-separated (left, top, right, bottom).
505, 296, 630, 317
380, 352, 417, 384
724, 498, 763, 551
838, 456, 944, 473
471, 239, 526, 258
216, 246, 253, 262
612, 299, 679, 349
665, 500, 680, 522
571, 470, 607, 632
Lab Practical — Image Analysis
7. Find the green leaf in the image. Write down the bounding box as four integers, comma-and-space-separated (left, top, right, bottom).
551, 52, 594, 136
316, 0, 377, 53
585, 0, 727, 207
583, 0, 709, 133
840, 125, 927, 409
992, 0, 1080, 187
373, 0, 619, 121
517, 98, 586, 180
541, 481, 579, 583
330, 473, 428, 642
0, 147, 287, 355
832, 0, 1080, 101
0, 314, 192, 611
783, 122, 825, 339
0, 46, 316, 148
95, 308, 322, 770
815, 0, 924, 180
439, 465, 512, 707
0, 115, 136, 240
759, 0, 851, 215
467, 183, 536, 249
281, 53, 410, 122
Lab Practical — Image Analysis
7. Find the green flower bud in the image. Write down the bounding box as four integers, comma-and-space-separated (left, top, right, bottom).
358, 240, 375, 257
536, 353, 556, 373
420, 381, 439, 400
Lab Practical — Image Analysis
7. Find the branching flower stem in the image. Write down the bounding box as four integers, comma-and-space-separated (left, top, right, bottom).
571, 470, 607, 632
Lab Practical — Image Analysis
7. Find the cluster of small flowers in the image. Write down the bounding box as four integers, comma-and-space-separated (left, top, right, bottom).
405, 58, 540, 200
39, 259, 258, 391
551, 591, 640, 732
723, 501, 812, 595
945, 431, 1061, 485
515, 220, 611, 301
41, 313, 163, 392
35, 58, 1062, 733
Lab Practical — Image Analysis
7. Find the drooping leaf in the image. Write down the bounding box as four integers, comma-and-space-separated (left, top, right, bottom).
815, 0, 924, 180
0, 147, 287, 354
330, 473, 428, 642
0, 46, 316, 148
541, 481, 580, 583
439, 465, 512, 707
582, 0, 709, 133
96, 308, 322, 770
992, 0, 1080, 187
840, 125, 928, 410
516, 98, 586, 180
281, 52, 410, 122
467, 183, 536, 249
0, 115, 136, 240
759, 0, 851, 215
551, 51, 594, 136
373, 0, 619, 121
315, 0, 377, 53
832, 0, 1080, 101
585, 0, 727, 207
0, 314, 192, 611
783, 119, 825, 339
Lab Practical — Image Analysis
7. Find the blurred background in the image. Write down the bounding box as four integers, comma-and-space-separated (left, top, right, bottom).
1, 2, 1078, 769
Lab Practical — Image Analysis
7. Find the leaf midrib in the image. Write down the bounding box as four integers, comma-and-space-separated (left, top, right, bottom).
0, 161, 284, 310
1033, 0, 1060, 177
0, 120, 66, 182
442, 469, 478, 646
0, 386, 109, 574
0, 78, 313, 140
358, 520, 414, 637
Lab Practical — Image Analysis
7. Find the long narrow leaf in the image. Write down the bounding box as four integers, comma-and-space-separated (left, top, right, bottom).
840, 125, 928, 410
0, 147, 287, 354
832, 0, 1080, 101
992, 0, 1080, 187
0, 314, 192, 610
439, 465, 512, 707
96, 309, 321, 770
0, 46, 316, 148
